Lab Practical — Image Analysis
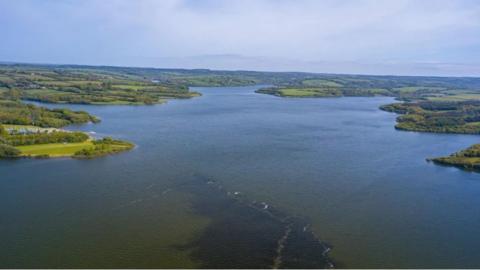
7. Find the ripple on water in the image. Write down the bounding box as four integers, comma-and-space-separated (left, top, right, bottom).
177, 174, 334, 269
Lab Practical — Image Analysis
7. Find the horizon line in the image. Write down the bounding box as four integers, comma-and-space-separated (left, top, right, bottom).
1, 59, 480, 80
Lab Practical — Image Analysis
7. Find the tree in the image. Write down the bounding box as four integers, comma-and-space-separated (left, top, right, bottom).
0, 144, 21, 158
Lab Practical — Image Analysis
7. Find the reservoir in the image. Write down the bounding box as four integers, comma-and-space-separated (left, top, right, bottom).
1, 85, 480, 268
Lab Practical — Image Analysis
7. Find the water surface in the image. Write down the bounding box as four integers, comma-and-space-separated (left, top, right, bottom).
2, 86, 480, 268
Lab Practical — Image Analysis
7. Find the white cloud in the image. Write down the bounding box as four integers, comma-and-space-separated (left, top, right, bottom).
1, 0, 479, 75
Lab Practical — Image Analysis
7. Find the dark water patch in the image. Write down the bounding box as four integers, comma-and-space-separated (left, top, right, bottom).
178, 174, 333, 269
280, 222, 334, 269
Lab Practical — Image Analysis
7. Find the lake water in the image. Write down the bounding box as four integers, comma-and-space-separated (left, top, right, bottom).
2, 85, 480, 268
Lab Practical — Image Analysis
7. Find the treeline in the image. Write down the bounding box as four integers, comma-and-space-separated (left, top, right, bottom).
4, 130, 88, 146
0, 143, 21, 158
21, 85, 198, 105
0, 99, 99, 127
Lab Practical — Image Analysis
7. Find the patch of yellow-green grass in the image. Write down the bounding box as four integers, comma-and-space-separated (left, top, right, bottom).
465, 122, 480, 128
14, 73, 55, 81
343, 78, 371, 83
442, 89, 474, 95
393, 86, 425, 93
68, 80, 102, 85
23, 88, 66, 95
279, 88, 342, 97
0, 76, 16, 84
302, 79, 342, 87
393, 86, 445, 93
16, 141, 94, 157
112, 84, 149, 91
428, 94, 480, 102
280, 89, 319, 96
38, 80, 101, 87
37, 81, 74, 87
367, 88, 391, 94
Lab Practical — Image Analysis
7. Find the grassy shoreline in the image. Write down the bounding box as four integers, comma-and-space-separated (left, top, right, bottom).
1, 118, 133, 160
16, 141, 95, 157
10, 137, 134, 159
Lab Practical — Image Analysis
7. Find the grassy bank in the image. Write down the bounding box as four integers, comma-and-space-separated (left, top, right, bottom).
1, 122, 133, 159
13, 138, 133, 159
16, 141, 95, 157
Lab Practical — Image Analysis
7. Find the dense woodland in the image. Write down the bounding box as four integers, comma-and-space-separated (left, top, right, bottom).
0, 99, 99, 127
3, 129, 89, 146
0, 142, 20, 158
380, 101, 480, 134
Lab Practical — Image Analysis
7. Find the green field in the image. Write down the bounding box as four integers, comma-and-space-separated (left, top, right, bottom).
392, 86, 429, 93
16, 141, 94, 157
280, 89, 316, 96
278, 88, 342, 97
111, 84, 150, 90
14, 139, 133, 158
302, 79, 342, 87
39, 80, 101, 87
1, 122, 134, 159
428, 93, 480, 102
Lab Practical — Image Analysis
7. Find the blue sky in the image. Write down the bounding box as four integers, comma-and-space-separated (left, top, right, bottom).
1, 0, 480, 76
